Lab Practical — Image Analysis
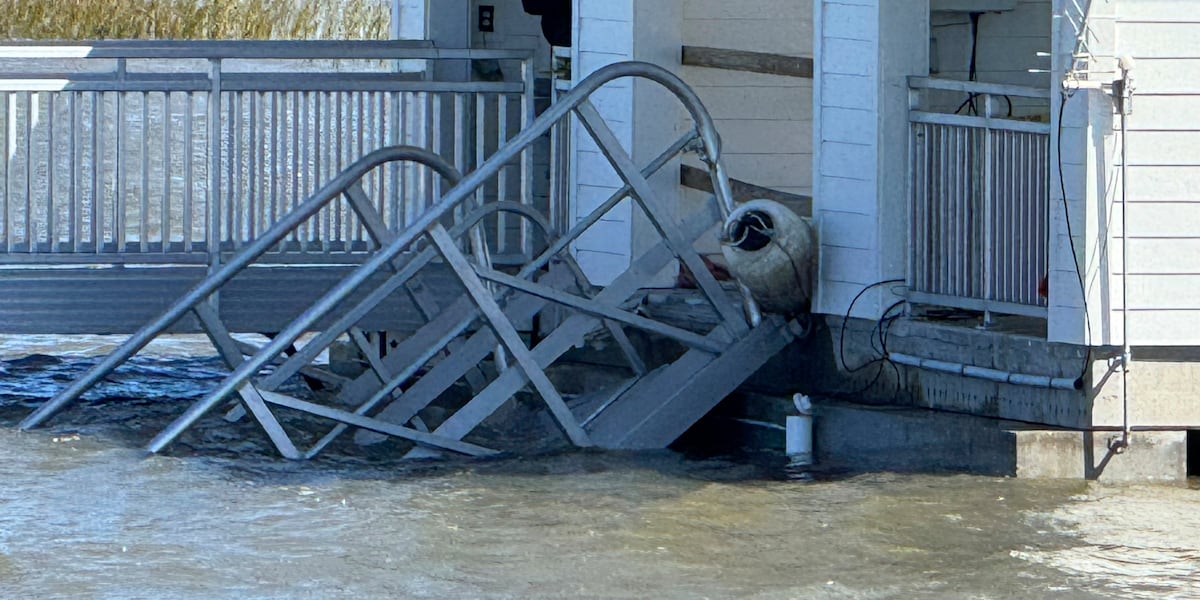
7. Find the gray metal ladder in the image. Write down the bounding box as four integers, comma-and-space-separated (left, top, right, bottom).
20, 61, 795, 459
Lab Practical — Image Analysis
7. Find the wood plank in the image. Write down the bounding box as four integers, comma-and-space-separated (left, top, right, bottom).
681, 45, 813, 79
680, 164, 813, 216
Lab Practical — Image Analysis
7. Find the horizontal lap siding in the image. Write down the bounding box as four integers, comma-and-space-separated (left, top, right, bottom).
681, 0, 814, 204
1110, 8, 1200, 343
572, 0, 635, 284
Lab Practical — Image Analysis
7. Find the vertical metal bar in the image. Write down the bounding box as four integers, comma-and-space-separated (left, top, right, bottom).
46, 94, 55, 253
91, 91, 100, 252
432, 92, 444, 203
907, 122, 916, 293
162, 93, 172, 252
301, 91, 312, 247
982, 95, 994, 308
476, 93, 488, 246
390, 91, 401, 230
335, 92, 345, 250
208, 59, 222, 268
454, 92, 466, 226
2, 92, 9, 253
24, 92, 33, 251
140, 92, 149, 253
73, 92, 84, 251
291, 91, 302, 247
232, 91, 242, 248
423, 91, 434, 212
354, 91, 366, 248
497, 94, 509, 250
374, 92, 387, 228
247, 91, 258, 241
183, 92, 194, 252
398, 91, 408, 227
521, 58, 535, 257
270, 92, 279, 237
316, 91, 327, 249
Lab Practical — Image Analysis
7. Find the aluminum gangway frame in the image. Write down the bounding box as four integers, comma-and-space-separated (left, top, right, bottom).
19, 62, 797, 458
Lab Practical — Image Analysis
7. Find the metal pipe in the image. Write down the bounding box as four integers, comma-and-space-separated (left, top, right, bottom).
888, 351, 1083, 390
1114, 55, 1136, 451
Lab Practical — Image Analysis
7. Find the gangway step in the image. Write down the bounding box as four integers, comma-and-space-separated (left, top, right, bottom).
585, 315, 794, 449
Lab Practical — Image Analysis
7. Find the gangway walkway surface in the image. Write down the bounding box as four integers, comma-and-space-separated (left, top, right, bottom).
6, 45, 796, 458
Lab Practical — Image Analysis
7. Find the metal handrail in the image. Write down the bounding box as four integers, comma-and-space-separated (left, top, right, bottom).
0, 41, 536, 262
24, 62, 757, 450
908, 76, 1052, 135
20, 145, 470, 429
908, 76, 1051, 99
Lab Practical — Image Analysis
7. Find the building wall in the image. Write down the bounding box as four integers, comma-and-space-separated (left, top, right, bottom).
569, 0, 636, 284
1108, 1, 1200, 345
813, 0, 926, 319
1050, 0, 1200, 346
680, 0, 814, 203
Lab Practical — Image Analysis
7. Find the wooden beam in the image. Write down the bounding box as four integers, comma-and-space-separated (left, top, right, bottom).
681, 46, 813, 79
680, 164, 812, 217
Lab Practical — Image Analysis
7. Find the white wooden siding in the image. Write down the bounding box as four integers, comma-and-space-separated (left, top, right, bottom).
1101, 4, 1200, 344
677, 0, 814, 259
569, 0, 636, 285
813, 0, 928, 317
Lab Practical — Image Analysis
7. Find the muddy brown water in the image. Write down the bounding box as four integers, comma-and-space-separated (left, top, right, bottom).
0, 334, 1197, 599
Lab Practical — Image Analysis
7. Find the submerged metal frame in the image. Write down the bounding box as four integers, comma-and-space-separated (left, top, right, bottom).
22, 61, 774, 459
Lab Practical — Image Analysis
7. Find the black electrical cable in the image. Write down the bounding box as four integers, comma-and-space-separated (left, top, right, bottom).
1056, 91, 1094, 379
839, 278, 904, 373
951, 12, 1014, 119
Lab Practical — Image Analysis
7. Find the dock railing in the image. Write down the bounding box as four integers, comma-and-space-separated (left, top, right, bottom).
0, 40, 536, 265
907, 76, 1052, 320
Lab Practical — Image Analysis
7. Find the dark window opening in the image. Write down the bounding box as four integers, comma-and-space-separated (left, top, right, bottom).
1188, 430, 1199, 478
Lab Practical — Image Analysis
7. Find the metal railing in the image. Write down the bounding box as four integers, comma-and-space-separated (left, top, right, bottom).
907, 77, 1052, 319
22, 61, 760, 459
0, 40, 536, 264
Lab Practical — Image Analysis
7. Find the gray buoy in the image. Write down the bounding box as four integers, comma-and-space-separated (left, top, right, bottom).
720, 199, 815, 315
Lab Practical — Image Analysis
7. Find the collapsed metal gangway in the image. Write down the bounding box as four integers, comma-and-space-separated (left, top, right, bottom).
19, 62, 797, 458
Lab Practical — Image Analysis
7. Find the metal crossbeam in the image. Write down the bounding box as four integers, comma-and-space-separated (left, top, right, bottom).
428, 224, 591, 447
472, 264, 725, 353
575, 100, 749, 336
399, 208, 722, 458
192, 302, 301, 459
256, 391, 498, 457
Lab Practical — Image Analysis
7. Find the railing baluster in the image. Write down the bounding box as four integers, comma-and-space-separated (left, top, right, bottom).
91, 91, 101, 253
208, 58, 222, 264
183, 92, 193, 252
46, 93, 55, 253
521, 58, 534, 258
0, 44, 534, 266
2, 92, 9, 253
247, 91, 257, 243
24, 91, 33, 251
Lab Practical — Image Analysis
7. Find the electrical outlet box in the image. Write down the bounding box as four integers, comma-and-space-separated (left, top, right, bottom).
478, 5, 495, 32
